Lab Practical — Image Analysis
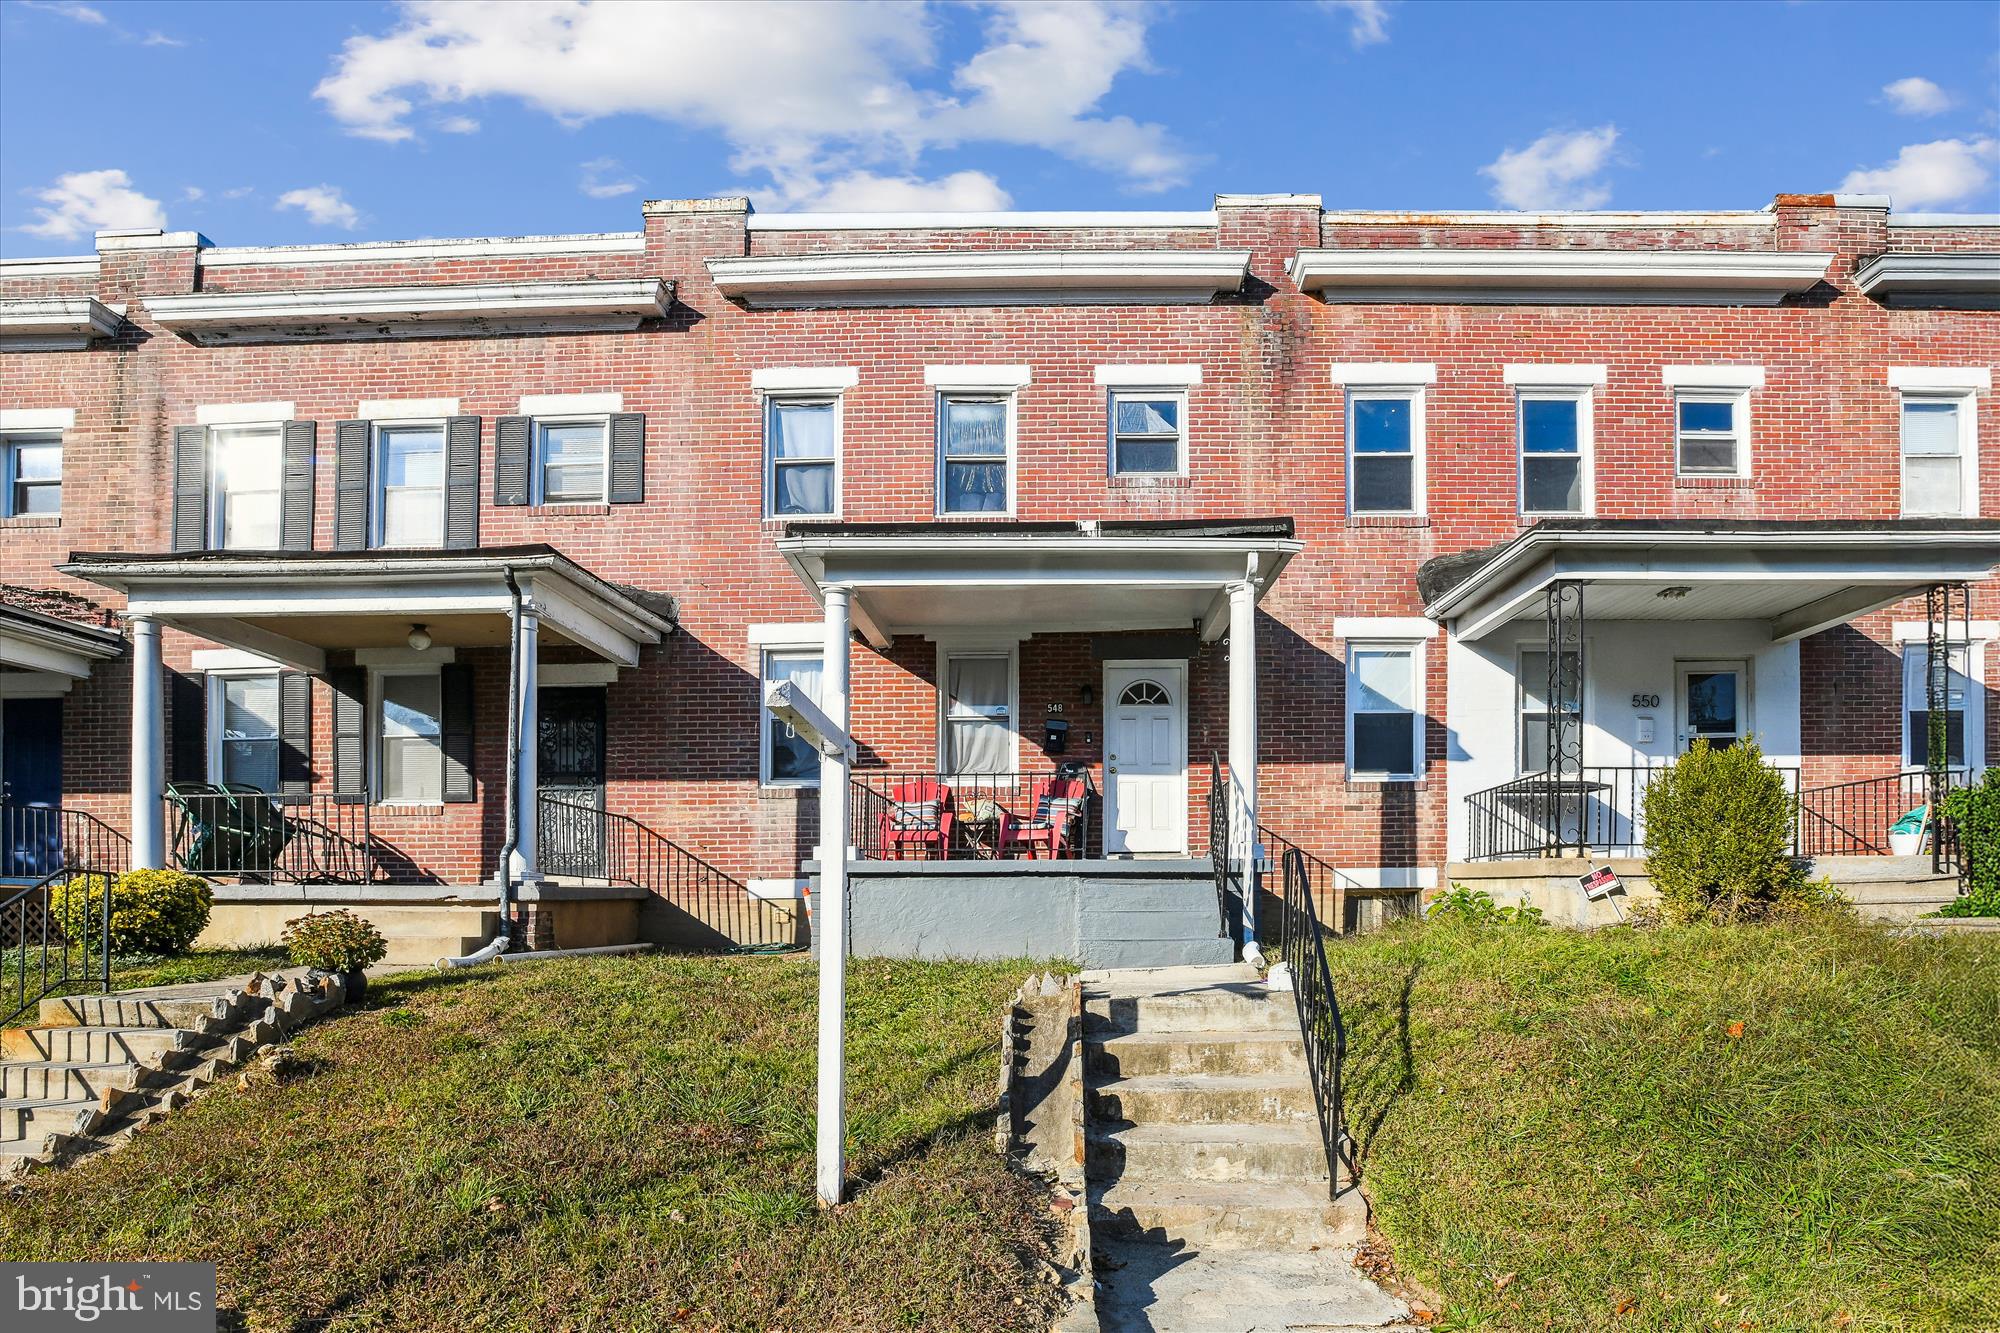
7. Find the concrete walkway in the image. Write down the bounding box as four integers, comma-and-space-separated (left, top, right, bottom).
1080, 964, 1419, 1332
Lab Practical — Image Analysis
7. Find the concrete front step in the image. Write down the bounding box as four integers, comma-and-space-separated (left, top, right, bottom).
1091, 1071, 1319, 1125
2, 1024, 206, 1065
0, 1095, 127, 1144
1089, 1178, 1367, 1252
0, 1060, 144, 1102
1089, 1029, 1306, 1078
39, 991, 243, 1031
1089, 1119, 1330, 1184
1086, 983, 1298, 1036
1093, 1236, 1413, 1333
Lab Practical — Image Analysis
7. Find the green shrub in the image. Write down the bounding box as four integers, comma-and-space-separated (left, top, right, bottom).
1934, 769, 2000, 918
1641, 738, 1818, 924
51, 868, 213, 956
1427, 883, 1544, 926
281, 910, 388, 973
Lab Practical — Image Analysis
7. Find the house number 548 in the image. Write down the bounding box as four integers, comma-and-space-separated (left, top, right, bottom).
1632, 693, 1661, 709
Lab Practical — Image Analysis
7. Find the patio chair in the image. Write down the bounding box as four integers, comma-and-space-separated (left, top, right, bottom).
1003, 775, 1089, 860
879, 780, 954, 860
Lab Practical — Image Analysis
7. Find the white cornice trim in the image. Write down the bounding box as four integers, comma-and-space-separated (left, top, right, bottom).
0, 296, 124, 350
196, 401, 295, 426
358, 397, 460, 420
1319, 210, 1775, 228
1889, 214, 2000, 227
1852, 251, 2000, 302
706, 249, 1251, 308
143, 278, 673, 344
1094, 364, 1204, 387
1334, 616, 1439, 640
1662, 366, 1766, 390
1290, 248, 1832, 305
0, 255, 99, 278
0, 408, 76, 431
924, 365, 1032, 390
1888, 367, 1991, 393
1329, 362, 1436, 387
199, 232, 644, 267
1504, 364, 1608, 388
517, 392, 623, 415
751, 367, 859, 393
746, 210, 1216, 231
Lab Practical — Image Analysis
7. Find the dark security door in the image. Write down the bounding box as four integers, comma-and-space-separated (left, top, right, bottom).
538, 687, 607, 878
2, 697, 64, 878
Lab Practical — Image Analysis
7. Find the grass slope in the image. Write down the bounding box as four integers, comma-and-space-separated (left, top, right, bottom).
1, 954, 1065, 1333
1327, 920, 2000, 1332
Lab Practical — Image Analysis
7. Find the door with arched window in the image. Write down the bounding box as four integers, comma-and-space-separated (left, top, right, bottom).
1103, 662, 1187, 855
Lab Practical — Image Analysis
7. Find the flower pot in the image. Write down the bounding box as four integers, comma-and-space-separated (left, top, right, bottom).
1888, 830, 1924, 857
340, 969, 368, 1003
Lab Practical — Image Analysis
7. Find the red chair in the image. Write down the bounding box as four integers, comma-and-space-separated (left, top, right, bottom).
1003, 776, 1089, 860
879, 780, 954, 860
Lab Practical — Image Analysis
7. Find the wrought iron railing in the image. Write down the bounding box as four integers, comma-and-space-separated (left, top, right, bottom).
847, 770, 1097, 862
2, 805, 128, 1026
166, 788, 377, 884
1277, 846, 1353, 1199
1797, 769, 1973, 870
1464, 763, 1802, 861
1207, 752, 1233, 939
539, 794, 783, 948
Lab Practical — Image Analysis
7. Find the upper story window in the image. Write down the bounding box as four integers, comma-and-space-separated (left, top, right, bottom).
1109, 391, 1185, 476
375, 423, 447, 548
1346, 642, 1423, 781
2, 434, 61, 517
535, 419, 608, 505
1350, 393, 1421, 514
209, 424, 283, 549
1675, 394, 1748, 478
766, 397, 839, 517
1518, 394, 1589, 515
938, 393, 1012, 514
1900, 396, 1973, 517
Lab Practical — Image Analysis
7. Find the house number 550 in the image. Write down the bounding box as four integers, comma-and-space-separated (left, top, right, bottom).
1632, 693, 1661, 709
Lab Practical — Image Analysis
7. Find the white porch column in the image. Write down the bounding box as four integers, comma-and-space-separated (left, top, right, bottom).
1227, 579, 1263, 966
509, 597, 544, 885
817, 584, 853, 1205
128, 614, 165, 869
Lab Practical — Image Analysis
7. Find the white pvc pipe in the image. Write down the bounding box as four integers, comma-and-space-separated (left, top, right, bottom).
437, 934, 511, 969
496, 943, 649, 964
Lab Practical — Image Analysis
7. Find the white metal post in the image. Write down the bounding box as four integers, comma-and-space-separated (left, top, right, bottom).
510, 597, 543, 884
128, 614, 165, 869
1228, 578, 1264, 968
816, 584, 853, 1205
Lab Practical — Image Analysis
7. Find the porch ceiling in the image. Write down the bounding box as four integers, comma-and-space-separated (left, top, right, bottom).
58, 545, 676, 672
1421, 520, 2000, 643
774, 518, 1301, 647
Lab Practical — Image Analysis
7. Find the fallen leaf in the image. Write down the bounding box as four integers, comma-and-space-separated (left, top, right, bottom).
1614, 1296, 1639, 1315
1726, 1021, 1745, 1039
1830, 1314, 1853, 1329
1494, 1272, 1518, 1292
1714, 1290, 1734, 1306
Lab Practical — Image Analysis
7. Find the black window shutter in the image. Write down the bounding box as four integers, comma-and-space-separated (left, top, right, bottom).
608, 412, 645, 504
168, 669, 208, 783
333, 421, 370, 551
330, 668, 367, 803
171, 426, 208, 552
278, 671, 312, 803
280, 421, 317, 551
444, 415, 481, 549
440, 662, 475, 803
493, 416, 532, 506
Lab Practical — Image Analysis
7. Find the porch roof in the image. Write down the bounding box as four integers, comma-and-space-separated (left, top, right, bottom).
774, 518, 1300, 648
58, 545, 677, 672
0, 595, 125, 678
1420, 519, 2000, 642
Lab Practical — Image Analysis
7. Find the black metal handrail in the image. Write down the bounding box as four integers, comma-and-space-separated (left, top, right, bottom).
1278, 846, 1352, 1199
1207, 752, 1232, 939
166, 788, 377, 884
1, 804, 128, 1026
539, 794, 784, 948
1465, 763, 1802, 861
1797, 768, 1973, 871
847, 770, 1097, 862
1258, 824, 1349, 937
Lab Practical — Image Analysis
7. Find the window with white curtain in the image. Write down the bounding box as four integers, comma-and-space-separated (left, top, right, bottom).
374, 424, 447, 548
766, 397, 838, 517
1903, 643, 1971, 769
1346, 643, 1421, 779
938, 394, 1011, 513
1900, 396, 1972, 517
209, 424, 283, 549
944, 653, 1013, 774
762, 649, 824, 785
210, 673, 280, 792
378, 671, 444, 801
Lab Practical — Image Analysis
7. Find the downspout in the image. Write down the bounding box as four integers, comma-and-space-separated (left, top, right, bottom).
439, 570, 522, 968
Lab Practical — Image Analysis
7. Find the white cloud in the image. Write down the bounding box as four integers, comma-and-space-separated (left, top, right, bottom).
19, 2, 107, 25
579, 157, 639, 199
313, 0, 1189, 205
795, 169, 1012, 212
181, 186, 205, 202
20, 168, 166, 240
141, 30, 186, 47
1839, 137, 1998, 209
436, 114, 480, 134
275, 184, 362, 230
1319, 0, 1390, 47
1479, 125, 1621, 210
222, 185, 255, 200
1881, 76, 1951, 117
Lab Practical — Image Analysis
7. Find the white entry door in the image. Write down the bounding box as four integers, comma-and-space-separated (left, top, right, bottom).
1677, 661, 1748, 751
1104, 663, 1188, 855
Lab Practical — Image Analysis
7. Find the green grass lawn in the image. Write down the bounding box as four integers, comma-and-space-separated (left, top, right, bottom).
1326, 919, 2000, 1332
0, 954, 1067, 1333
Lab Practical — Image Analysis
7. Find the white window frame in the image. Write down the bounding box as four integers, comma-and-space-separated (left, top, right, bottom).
1346, 387, 1426, 516
205, 421, 286, 550
1900, 638, 1985, 774
759, 644, 825, 788
369, 665, 445, 805
1515, 388, 1595, 518
369, 418, 449, 550
1673, 389, 1751, 479
1106, 386, 1189, 478
1515, 642, 1586, 777
935, 638, 1021, 777
762, 393, 843, 520
0, 432, 62, 518
935, 390, 1019, 518
530, 414, 611, 506
1345, 639, 1424, 782
205, 668, 282, 792
1897, 390, 1980, 519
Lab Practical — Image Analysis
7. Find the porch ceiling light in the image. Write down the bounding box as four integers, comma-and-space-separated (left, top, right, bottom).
407, 623, 432, 651
1656, 586, 1693, 600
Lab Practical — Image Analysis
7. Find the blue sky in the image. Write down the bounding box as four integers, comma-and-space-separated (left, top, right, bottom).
3, 0, 1996, 255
